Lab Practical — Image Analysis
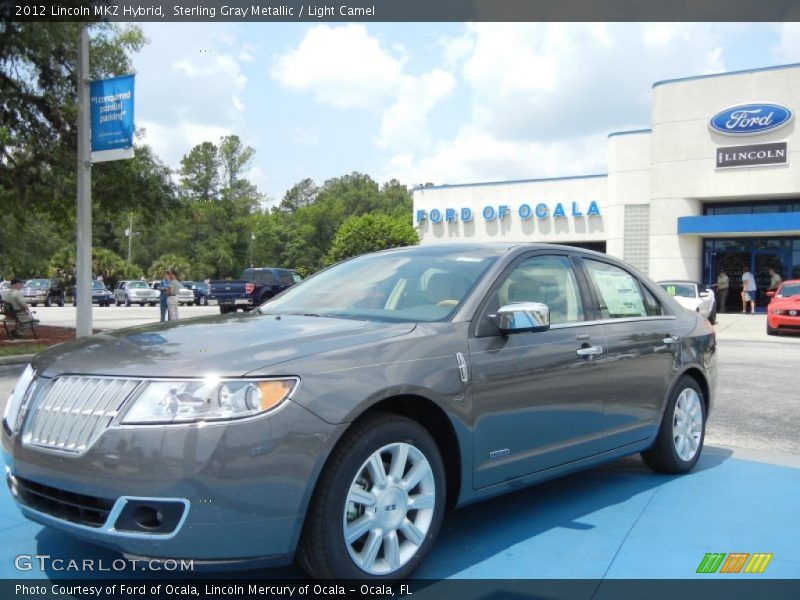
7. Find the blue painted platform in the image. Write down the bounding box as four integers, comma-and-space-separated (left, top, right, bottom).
1, 446, 798, 579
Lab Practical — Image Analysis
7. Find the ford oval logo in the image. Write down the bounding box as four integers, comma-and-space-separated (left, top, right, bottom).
709, 103, 793, 136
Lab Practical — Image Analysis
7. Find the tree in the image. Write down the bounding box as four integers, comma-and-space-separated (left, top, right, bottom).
326, 214, 418, 265
219, 135, 254, 189
277, 178, 318, 213
149, 254, 192, 280
179, 142, 220, 201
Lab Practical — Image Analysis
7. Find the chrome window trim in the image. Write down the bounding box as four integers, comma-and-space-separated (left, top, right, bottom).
549, 316, 677, 330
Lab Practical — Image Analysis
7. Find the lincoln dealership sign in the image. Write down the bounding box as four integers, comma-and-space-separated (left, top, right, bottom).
416, 201, 601, 224
709, 103, 793, 136
717, 142, 788, 169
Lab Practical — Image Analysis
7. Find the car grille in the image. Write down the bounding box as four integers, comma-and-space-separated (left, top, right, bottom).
11, 475, 115, 528
23, 377, 141, 454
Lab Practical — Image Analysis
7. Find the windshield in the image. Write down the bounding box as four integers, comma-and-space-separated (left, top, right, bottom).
260, 248, 499, 322
778, 283, 800, 297
92, 281, 106, 290
659, 283, 696, 298
26, 279, 49, 287
127, 281, 148, 289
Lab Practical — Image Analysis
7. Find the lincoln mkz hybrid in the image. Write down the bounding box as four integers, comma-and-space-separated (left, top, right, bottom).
3, 244, 716, 579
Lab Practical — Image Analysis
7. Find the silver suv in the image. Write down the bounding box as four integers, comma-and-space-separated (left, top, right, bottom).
113, 280, 159, 306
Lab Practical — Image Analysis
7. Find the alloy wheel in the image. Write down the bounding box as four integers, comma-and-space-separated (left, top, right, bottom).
343, 442, 436, 576
672, 388, 703, 461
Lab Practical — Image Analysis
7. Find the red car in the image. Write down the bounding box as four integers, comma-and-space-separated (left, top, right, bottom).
766, 279, 800, 336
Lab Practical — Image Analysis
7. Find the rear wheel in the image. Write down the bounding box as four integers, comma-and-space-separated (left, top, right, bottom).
642, 376, 706, 474
45, 296, 52, 307
297, 413, 445, 580
125, 297, 131, 307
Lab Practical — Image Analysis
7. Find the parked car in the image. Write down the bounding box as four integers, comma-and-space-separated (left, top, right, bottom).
74, 280, 114, 307
22, 278, 64, 307
657, 280, 716, 324
207, 267, 302, 313
2, 244, 716, 579
0, 281, 10, 302
114, 280, 159, 306
766, 279, 800, 336
149, 280, 195, 306
182, 281, 210, 306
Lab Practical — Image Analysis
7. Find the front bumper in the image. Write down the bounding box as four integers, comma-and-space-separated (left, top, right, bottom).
767, 313, 800, 332
129, 294, 159, 303
2, 399, 344, 563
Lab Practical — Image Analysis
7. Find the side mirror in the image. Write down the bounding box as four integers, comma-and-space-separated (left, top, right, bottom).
491, 302, 550, 334
766, 291, 775, 298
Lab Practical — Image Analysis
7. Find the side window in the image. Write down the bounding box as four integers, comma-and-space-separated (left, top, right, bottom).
277, 270, 294, 286
641, 284, 664, 316
493, 255, 585, 325
583, 260, 647, 319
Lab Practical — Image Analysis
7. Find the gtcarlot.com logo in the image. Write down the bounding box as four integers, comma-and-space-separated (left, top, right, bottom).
696, 552, 772, 574
15, 554, 194, 572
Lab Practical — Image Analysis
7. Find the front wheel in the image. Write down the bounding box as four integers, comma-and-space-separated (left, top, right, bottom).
297, 413, 445, 580
642, 376, 706, 474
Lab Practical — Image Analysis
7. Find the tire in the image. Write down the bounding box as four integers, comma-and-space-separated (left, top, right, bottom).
125, 297, 131, 307
115, 298, 121, 307
149, 302, 156, 307
45, 296, 51, 307
219, 306, 229, 314
642, 376, 706, 474
297, 413, 446, 580
58, 299, 64, 307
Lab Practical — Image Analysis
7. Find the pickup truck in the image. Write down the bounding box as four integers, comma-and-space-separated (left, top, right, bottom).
207, 267, 302, 313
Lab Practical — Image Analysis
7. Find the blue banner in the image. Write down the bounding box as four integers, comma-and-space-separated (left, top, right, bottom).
90, 74, 135, 162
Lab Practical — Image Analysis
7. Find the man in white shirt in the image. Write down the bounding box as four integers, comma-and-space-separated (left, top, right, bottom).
741, 267, 757, 315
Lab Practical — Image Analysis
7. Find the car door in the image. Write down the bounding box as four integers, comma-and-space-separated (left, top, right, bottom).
578, 258, 679, 451
468, 253, 607, 489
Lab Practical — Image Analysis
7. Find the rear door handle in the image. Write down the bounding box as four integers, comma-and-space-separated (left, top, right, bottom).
663, 336, 679, 344
576, 345, 604, 356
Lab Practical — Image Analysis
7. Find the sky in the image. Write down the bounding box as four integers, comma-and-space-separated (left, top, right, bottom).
131, 22, 800, 205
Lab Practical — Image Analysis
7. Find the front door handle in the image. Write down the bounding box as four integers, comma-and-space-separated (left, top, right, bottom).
576, 345, 604, 356
663, 336, 680, 344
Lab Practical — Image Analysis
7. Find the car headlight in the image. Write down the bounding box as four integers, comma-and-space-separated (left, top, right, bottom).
3, 364, 36, 434
120, 377, 299, 425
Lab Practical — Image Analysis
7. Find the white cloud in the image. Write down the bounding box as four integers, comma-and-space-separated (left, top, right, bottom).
271, 24, 406, 109
376, 69, 455, 149
380, 23, 733, 187
134, 24, 251, 170
774, 23, 800, 63
273, 25, 456, 155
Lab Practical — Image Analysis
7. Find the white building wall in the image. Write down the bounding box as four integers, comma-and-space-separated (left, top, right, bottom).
649, 66, 800, 281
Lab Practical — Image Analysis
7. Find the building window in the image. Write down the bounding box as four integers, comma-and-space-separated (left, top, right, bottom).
623, 204, 650, 274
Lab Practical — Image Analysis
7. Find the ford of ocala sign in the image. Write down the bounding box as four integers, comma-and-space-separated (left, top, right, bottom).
709, 103, 793, 136
416, 201, 601, 224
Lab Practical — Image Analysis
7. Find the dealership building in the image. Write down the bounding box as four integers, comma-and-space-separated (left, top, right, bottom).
413, 63, 800, 309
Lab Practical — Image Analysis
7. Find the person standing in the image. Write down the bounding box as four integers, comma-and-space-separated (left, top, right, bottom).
741, 266, 757, 315
6, 279, 34, 336
768, 268, 782, 293
165, 270, 181, 321
716, 269, 729, 313
158, 276, 169, 322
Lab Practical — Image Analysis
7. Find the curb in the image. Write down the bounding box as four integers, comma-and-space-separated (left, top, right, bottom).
0, 354, 34, 366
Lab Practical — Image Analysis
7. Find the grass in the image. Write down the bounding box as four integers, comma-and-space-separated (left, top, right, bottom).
0, 343, 48, 357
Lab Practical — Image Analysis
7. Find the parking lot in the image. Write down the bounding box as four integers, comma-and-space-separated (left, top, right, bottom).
1, 312, 798, 579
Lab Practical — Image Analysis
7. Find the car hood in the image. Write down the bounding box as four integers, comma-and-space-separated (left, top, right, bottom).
771, 296, 800, 307
32, 313, 415, 378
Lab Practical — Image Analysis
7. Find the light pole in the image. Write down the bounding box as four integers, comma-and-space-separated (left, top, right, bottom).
249, 232, 256, 267
125, 214, 140, 263
75, 26, 92, 338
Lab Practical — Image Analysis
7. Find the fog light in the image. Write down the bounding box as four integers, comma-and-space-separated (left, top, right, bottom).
132, 505, 163, 529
